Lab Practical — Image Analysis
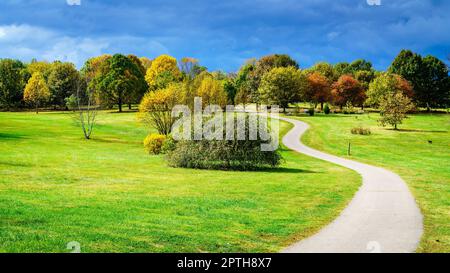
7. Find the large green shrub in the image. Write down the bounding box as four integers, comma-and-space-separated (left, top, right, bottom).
166, 116, 282, 170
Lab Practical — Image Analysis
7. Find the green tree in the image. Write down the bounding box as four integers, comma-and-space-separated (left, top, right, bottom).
379, 92, 415, 130
81, 55, 112, 106
47, 62, 79, 109
0, 59, 27, 110
355, 70, 375, 92
234, 81, 252, 110
258, 66, 307, 111
97, 54, 147, 112
223, 78, 238, 104
366, 73, 413, 107
126, 54, 149, 109
348, 59, 373, 73
333, 62, 350, 78
389, 50, 450, 110
421, 56, 450, 109
128, 54, 147, 75
246, 54, 298, 108
23, 72, 50, 114
307, 62, 337, 82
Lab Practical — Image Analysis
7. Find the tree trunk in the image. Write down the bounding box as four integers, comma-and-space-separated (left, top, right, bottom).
128, 103, 132, 110
320, 102, 324, 110
118, 96, 122, 112
36, 104, 39, 114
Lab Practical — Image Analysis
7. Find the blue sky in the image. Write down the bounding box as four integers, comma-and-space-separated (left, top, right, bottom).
0, 0, 449, 72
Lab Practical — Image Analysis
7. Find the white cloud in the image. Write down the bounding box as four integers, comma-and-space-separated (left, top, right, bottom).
0, 24, 169, 67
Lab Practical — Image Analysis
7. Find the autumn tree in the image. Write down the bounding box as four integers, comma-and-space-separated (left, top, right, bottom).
139, 57, 152, 71
96, 54, 147, 112
27, 60, 53, 80
331, 75, 365, 108
145, 54, 181, 90
379, 92, 415, 130
138, 83, 182, 135
258, 66, 307, 111
0, 59, 28, 110
366, 73, 413, 107
305, 72, 331, 110
197, 77, 228, 108
179, 57, 201, 80
23, 72, 50, 114
47, 62, 79, 108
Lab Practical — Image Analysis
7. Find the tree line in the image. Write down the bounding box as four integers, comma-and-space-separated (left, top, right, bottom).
0, 50, 449, 113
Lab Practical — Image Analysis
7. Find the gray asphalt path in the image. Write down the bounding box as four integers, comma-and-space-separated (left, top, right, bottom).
278, 116, 423, 253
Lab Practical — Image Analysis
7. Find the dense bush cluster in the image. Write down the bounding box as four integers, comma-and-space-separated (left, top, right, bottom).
351, 127, 371, 135
166, 138, 281, 171
165, 116, 282, 170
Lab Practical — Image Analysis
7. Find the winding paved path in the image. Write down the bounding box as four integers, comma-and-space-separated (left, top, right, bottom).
278, 116, 423, 253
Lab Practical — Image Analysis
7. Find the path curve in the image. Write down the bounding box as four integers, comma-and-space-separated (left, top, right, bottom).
278, 116, 423, 253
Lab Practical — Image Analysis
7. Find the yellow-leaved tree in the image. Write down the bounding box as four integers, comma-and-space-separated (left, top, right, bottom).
139, 57, 152, 71
197, 77, 228, 108
23, 72, 50, 114
138, 83, 182, 135
145, 55, 181, 90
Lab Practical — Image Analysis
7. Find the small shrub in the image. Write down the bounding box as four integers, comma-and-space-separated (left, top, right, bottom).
351, 127, 371, 135
324, 104, 330, 115
161, 134, 177, 154
144, 134, 167, 155
307, 108, 315, 116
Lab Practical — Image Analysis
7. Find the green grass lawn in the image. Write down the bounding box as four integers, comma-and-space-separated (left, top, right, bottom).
288, 112, 450, 253
0, 111, 360, 253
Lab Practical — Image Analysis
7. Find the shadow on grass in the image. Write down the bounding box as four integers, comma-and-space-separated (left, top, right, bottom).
0, 132, 27, 140
258, 167, 318, 174
107, 110, 138, 114
90, 137, 141, 145
387, 128, 448, 133
0, 161, 33, 167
